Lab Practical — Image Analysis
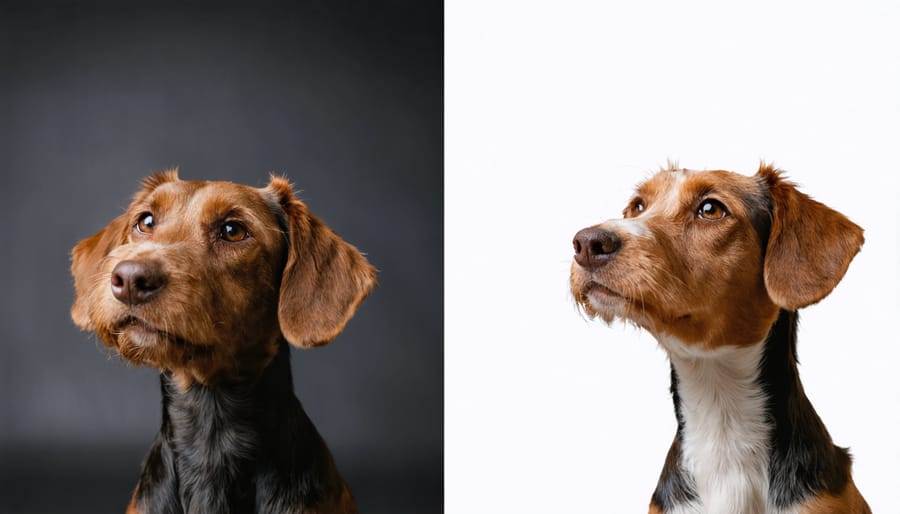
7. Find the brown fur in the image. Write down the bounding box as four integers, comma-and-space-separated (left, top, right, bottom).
125, 489, 141, 514
799, 478, 872, 514
759, 165, 865, 310
71, 170, 376, 387
266, 177, 377, 348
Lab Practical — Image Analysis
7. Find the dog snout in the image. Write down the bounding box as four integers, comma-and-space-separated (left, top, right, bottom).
573, 227, 621, 268
111, 260, 166, 305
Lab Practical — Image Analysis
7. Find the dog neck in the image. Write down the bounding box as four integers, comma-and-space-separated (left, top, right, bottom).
653, 310, 851, 513
149, 340, 343, 513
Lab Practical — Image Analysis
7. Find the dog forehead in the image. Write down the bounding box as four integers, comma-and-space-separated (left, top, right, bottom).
636, 168, 764, 214
639, 168, 757, 197
636, 167, 691, 197
142, 180, 277, 220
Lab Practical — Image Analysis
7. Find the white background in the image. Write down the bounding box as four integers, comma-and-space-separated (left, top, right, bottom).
446, 1, 900, 513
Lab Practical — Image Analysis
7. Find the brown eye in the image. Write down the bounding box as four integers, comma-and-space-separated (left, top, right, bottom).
626, 198, 645, 217
136, 213, 155, 233
220, 221, 249, 242
698, 200, 728, 220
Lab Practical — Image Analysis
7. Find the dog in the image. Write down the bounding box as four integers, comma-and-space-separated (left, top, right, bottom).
70, 170, 376, 514
569, 163, 870, 513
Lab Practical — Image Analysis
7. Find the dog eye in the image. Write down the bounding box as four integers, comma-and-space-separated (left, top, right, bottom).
220, 221, 249, 242
136, 213, 155, 233
697, 200, 728, 220
626, 198, 645, 217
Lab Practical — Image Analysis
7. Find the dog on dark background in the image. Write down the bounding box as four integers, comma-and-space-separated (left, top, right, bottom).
71, 170, 375, 513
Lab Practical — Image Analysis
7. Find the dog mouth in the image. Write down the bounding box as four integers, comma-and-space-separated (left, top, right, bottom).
581, 280, 626, 304
114, 316, 190, 348
574, 280, 633, 323
585, 281, 623, 299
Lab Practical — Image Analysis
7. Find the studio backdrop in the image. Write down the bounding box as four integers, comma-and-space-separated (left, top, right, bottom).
0, 3, 443, 513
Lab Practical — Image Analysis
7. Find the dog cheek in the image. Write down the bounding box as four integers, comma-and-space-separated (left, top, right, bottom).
71, 244, 105, 329
227, 264, 280, 330
71, 214, 131, 328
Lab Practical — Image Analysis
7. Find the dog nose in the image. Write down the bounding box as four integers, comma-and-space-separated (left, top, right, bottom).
573, 227, 621, 268
111, 260, 166, 305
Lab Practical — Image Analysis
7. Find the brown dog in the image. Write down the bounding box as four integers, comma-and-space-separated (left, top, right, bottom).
71, 170, 375, 513
570, 164, 869, 513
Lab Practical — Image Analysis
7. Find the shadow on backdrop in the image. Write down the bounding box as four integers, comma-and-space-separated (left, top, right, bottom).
0, 2, 442, 513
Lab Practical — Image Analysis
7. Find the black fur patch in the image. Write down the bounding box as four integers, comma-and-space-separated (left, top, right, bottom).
759, 309, 851, 507
132, 340, 344, 513
747, 175, 774, 249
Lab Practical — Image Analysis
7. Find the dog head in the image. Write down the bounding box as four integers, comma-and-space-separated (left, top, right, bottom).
71, 170, 376, 386
570, 163, 863, 348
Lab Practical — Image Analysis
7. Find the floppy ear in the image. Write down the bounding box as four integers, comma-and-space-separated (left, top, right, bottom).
266, 176, 377, 348
758, 164, 864, 310
70, 213, 129, 329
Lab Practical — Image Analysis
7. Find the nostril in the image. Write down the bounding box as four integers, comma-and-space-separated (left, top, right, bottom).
135, 269, 164, 293
135, 276, 150, 291
591, 234, 620, 255
573, 239, 582, 254
111, 273, 124, 288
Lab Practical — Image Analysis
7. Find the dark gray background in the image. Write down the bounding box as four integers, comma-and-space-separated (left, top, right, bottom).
0, 2, 442, 512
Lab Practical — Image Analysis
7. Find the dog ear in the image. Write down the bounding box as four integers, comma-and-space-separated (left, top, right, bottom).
70, 213, 130, 329
70, 169, 180, 330
266, 176, 377, 348
758, 164, 864, 311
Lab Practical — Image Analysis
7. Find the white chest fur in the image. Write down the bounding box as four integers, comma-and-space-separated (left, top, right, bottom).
660, 337, 798, 514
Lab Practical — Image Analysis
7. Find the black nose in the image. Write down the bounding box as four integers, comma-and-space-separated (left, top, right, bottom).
573, 227, 621, 269
110, 260, 166, 305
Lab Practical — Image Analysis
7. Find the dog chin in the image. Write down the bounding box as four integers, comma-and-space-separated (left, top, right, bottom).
576, 296, 622, 324
577, 291, 650, 329
588, 303, 625, 325
115, 330, 196, 370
